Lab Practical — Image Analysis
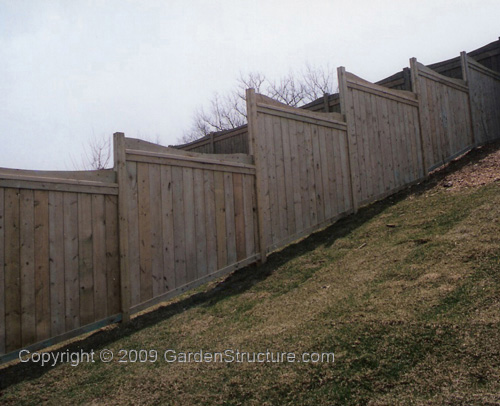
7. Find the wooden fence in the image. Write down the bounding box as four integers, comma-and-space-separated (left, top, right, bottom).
411, 59, 474, 172
0, 169, 120, 356
1, 42, 500, 363
119, 136, 259, 314
246, 91, 353, 257
338, 68, 425, 209
175, 125, 249, 155
462, 53, 500, 146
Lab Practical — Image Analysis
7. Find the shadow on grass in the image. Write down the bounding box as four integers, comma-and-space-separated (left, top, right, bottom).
1, 141, 498, 390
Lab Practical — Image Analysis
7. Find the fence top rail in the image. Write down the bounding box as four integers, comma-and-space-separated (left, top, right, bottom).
465, 53, 500, 80
0, 167, 117, 185
413, 60, 469, 92
255, 92, 346, 127
344, 70, 418, 106
124, 137, 253, 165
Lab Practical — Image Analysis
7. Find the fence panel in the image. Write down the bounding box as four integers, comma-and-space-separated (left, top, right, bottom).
410, 59, 474, 172
462, 53, 500, 146
246, 90, 353, 257
338, 68, 425, 209
121, 137, 259, 313
176, 126, 249, 154
0, 169, 120, 356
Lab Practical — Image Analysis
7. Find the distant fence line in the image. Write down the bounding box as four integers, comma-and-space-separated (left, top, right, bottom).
1, 44, 500, 363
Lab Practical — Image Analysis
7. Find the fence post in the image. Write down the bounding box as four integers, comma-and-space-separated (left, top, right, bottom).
460, 52, 478, 147
409, 58, 429, 177
113, 132, 131, 323
246, 88, 267, 264
337, 66, 359, 213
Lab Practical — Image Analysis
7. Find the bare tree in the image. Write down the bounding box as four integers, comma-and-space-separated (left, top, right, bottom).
70, 134, 112, 170
180, 65, 336, 143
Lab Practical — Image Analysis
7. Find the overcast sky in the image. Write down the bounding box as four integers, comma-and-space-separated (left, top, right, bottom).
1, 0, 499, 170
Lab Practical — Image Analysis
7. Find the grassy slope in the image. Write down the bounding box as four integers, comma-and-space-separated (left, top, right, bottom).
1, 145, 499, 405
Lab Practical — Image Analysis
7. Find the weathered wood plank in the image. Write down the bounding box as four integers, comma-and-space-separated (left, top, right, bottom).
193, 169, 208, 277
288, 119, 304, 233
105, 195, 120, 315
34, 190, 50, 342
214, 171, 227, 268
63, 192, 79, 331
273, 116, 288, 241
78, 193, 94, 326
92, 194, 107, 320
172, 166, 186, 286
0, 189, 4, 354
242, 174, 256, 258
264, 114, 280, 246
304, 122, 318, 227
20, 189, 36, 346
126, 161, 140, 306
281, 117, 296, 236
182, 167, 196, 282
203, 170, 218, 273
5, 188, 21, 352
232, 173, 246, 261
149, 164, 163, 297
224, 172, 237, 265
160, 165, 176, 292
137, 163, 152, 303
311, 123, 325, 223
48, 191, 65, 337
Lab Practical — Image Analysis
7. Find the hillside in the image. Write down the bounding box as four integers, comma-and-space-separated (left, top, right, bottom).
1, 141, 499, 405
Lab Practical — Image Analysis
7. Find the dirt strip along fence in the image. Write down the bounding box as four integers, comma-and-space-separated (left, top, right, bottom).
1, 46, 500, 363
0, 169, 121, 357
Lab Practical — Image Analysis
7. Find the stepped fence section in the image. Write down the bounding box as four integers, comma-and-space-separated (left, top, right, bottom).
118, 136, 259, 315
0, 169, 120, 356
1, 43, 500, 363
246, 91, 353, 258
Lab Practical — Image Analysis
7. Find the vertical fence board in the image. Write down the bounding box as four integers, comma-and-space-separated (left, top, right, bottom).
273, 117, 288, 240
105, 195, 120, 315
48, 191, 65, 337
126, 161, 140, 306
0, 189, 4, 354
281, 118, 296, 237
20, 190, 36, 346
63, 192, 79, 332
242, 174, 256, 258
92, 194, 107, 320
203, 170, 218, 274
183, 168, 197, 282
311, 124, 325, 223
214, 171, 227, 268
149, 164, 163, 297
78, 193, 94, 326
137, 163, 152, 302
232, 173, 246, 261
193, 169, 208, 277
288, 119, 304, 232
224, 172, 237, 265
160, 165, 176, 291
34, 190, 50, 342
5, 189, 21, 352
172, 166, 186, 286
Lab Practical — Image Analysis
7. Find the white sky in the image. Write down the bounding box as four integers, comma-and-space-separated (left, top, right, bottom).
1, 0, 499, 170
